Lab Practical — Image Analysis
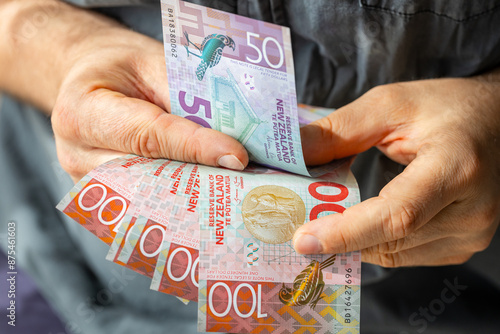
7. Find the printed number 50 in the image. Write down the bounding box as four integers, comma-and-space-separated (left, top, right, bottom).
179, 91, 212, 128
246, 32, 284, 69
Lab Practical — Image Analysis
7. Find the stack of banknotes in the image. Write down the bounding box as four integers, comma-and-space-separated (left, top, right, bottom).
57, 1, 361, 333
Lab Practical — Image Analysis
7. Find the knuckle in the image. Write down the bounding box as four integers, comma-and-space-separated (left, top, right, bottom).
464, 201, 500, 235
51, 103, 64, 129
190, 127, 206, 163
447, 253, 474, 265
377, 253, 402, 268
135, 114, 165, 158
473, 238, 492, 253
318, 114, 345, 144
471, 233, 495, 253
172, 127, 202, 163
482, 201, 500, 229
456, 148, 482, 188
378, 238, 406, 254
57, 152, 81, 178
365, 83, 407, 108
363, 83, 416, 127
473, 215, 492, 233
52, 101, 76, 139
398, 204, 418, 236
384, 200, 420, 241
145, 115, 204, 162
137, 127, 157, 158
333, 228, 350, 254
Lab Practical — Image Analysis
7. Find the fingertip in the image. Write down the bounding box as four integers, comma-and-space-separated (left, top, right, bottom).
217, 154, 245, 171
200, 128, 248, 169
293, 232, 323, 254
300, 123, 333, 166
294, 212, 353, 255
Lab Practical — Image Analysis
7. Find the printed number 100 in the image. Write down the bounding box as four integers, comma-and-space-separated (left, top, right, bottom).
308, 182, 348, 220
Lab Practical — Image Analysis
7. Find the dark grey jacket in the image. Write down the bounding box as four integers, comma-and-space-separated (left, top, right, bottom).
1, 1, 499, 333
65, 0, 500, 108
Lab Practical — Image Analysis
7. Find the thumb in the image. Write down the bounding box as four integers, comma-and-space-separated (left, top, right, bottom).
300, 86, 404, 165
293, 151, 454, 256
57, 89, 249, 170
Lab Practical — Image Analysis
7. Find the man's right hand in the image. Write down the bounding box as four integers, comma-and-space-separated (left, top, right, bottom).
0, 0, 248, 182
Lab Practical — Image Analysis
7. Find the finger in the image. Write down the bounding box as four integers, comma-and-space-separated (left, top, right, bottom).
361, 201, 470, 255
362, 238, 475, 267
300, 84, 413, 165
133, 50, 171, 110
293, 152, 456, 255
59, 89, 249, 170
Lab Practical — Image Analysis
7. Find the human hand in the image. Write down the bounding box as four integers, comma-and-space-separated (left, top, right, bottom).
51, 18, 247, 182
294, 74, 500, 267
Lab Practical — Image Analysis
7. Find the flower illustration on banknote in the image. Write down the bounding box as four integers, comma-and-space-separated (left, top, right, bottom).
183, 31, 236, 80
279, 255, 336, 309
241, 73, 256, 91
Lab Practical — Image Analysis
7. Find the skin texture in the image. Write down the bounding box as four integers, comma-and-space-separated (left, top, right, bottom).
1, 1, 499, 267
0, 0, 248, 182
52, 28, 248, 181
295, 74, 500, 267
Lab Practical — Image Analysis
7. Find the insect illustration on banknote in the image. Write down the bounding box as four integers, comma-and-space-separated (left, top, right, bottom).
183, 31, 236, 80
278, 255, 336, 309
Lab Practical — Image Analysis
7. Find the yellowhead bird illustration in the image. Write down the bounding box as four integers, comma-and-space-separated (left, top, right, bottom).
279, 255, 336, 309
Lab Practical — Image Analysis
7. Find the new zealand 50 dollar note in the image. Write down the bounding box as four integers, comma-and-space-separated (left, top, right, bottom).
162, 0, 309, 176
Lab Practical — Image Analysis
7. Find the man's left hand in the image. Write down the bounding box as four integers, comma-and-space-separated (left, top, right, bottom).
294, 73, 500, 267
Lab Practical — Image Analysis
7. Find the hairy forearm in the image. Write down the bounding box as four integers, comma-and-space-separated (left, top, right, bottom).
0, 0, 120, 113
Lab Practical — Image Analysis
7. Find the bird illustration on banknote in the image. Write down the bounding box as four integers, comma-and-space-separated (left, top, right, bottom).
184, 31, 236, 80
279, 255, 337, 309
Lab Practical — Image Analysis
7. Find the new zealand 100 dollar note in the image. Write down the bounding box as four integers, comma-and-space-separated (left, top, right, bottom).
150, 164, 201, 302
112, 160, 188, 278
197, 161, 361, 333
56, 155, 155, 248
57, 153, 361, 332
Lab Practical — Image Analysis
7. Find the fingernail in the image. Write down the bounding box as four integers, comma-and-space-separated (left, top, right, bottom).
294, 234, 323, 254
217, 154, 245, 170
